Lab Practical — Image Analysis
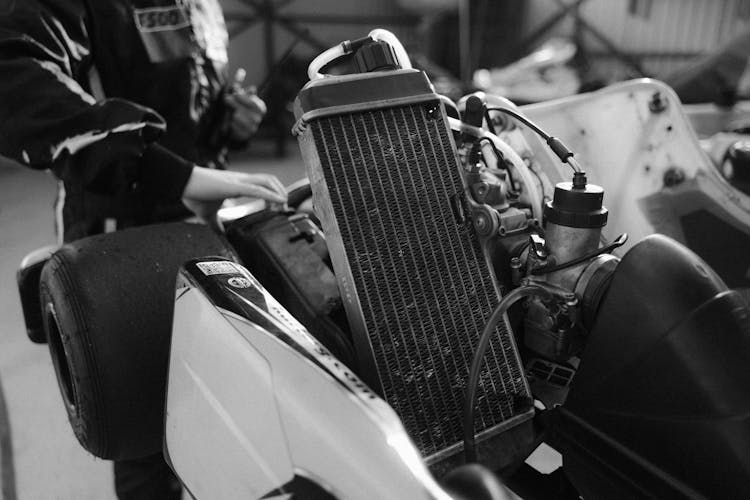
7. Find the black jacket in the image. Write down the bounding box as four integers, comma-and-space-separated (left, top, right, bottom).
0, 0, 230, 240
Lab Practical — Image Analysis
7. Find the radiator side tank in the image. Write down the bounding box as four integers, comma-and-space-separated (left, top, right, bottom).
294, 69, 534, 470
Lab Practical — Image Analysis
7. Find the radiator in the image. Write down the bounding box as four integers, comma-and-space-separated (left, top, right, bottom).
294, 70, 532, 464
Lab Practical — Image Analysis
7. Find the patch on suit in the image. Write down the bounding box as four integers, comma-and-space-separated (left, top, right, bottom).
133, 5, 193, 62
132, 1, 227, 64
134, 6, 190, 32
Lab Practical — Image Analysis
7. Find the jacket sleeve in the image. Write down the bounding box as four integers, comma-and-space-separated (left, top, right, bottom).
0, 0, 193, 201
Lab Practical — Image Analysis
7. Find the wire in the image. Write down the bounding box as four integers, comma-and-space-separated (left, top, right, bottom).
530, 233, 628, 275
463, 284, 553, 463
478, 137, 518, 192
483, 108, 498, 136
485, 107, 581, 174
438, 94, 461, 119
486, 107, 550, 141
527, 164, 547, 199
448, 117, 544, 222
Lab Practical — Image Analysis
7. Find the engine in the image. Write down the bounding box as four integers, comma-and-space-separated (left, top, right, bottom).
293, 31, 619, 467
456, 99, 621, 343
292, 29, 750, 497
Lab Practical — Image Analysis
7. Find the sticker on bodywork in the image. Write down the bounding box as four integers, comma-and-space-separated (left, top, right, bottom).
196, 261, 241, 276
227, 276, 253, 289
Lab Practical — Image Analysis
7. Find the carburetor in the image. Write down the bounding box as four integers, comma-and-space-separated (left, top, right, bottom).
523, 172, 621, 362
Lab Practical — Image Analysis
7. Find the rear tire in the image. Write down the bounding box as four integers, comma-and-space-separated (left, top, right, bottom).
40, 222, 236, 460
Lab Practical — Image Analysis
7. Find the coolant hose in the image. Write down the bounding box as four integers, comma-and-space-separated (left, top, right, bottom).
448, 117, 544, 222
308, 43, 347, 80
307, 29, 412, 80
463, 284, 552, 463
368, 28, 412, 70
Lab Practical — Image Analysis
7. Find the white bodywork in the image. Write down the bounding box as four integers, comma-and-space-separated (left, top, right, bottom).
518, 79, 750, 251
165, 263, 452, 499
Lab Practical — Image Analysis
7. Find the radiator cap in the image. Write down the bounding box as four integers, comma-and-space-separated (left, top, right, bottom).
354, 40, 400, 73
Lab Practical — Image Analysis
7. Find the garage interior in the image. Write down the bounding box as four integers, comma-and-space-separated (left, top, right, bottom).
1, 0, 749, 498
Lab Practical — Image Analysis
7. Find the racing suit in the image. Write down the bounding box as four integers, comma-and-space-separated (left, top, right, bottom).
0, 0, 233, 497
0, 0, 231, 242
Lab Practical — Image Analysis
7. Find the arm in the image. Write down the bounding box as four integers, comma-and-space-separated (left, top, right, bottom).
0, 1, 285, 211
0, 1, 196, 199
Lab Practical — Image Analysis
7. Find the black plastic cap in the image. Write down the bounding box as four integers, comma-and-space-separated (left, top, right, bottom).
544, 180, 608, 228
463, 96, 485, 128
354, 41, 400, 73
726, 141, 750, 182
572, 171, 587, 189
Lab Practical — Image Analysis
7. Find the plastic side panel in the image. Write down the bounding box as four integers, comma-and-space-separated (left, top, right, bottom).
167, 274, 448, 500
223, 314, 447, 500
521, 79, 750, 253
166, 287, 294, 499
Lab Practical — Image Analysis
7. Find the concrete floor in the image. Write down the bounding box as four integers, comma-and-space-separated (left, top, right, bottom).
0, 160, 111, 500
0, 142, 305, 499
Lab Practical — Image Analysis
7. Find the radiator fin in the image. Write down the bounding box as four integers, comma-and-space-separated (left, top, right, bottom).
310, 102, 528, 457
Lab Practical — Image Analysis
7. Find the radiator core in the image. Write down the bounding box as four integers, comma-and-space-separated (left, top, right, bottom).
295, 70, 531, 462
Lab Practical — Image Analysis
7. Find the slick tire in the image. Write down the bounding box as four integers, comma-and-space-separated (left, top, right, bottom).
39, 223, 236, 460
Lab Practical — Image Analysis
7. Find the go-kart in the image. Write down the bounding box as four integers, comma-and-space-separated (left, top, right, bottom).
17, 30, 750, 499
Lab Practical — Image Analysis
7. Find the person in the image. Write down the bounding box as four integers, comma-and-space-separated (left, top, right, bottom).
0, 0, 287, 498
0, 0, 287, 243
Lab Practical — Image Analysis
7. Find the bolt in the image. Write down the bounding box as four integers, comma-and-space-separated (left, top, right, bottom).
474, 213, 488, 233
649, 91, 668, 113
663, 167, 686, 187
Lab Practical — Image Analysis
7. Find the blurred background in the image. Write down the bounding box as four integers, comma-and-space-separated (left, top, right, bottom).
220, 0, 750, 155
1, 0, 750, 498
224, 0, 750, 93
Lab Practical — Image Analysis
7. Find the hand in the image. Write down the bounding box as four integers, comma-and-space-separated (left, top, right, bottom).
182, 166, 287, 231
224, 86, 267, 144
